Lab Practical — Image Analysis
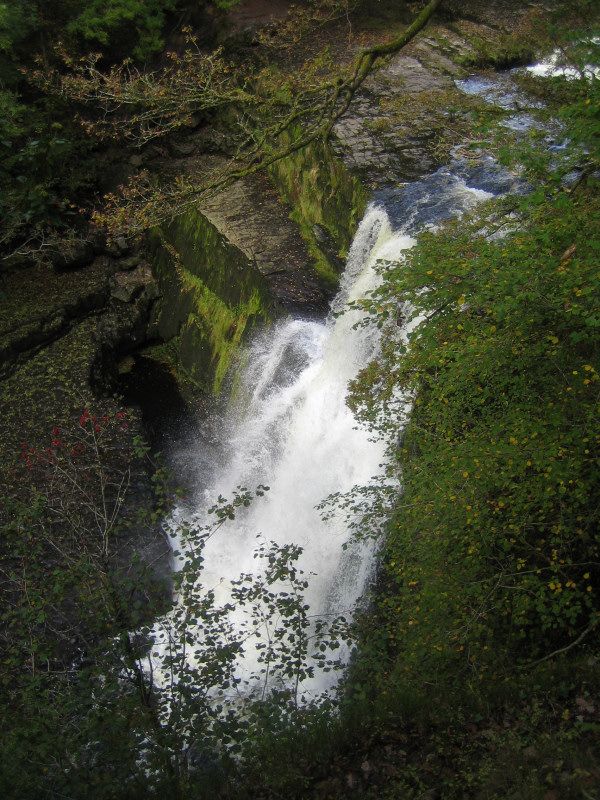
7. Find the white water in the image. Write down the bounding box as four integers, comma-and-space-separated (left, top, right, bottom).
157, 175, 495, 699
162, 207, 413, 697
526, 38, 600, 80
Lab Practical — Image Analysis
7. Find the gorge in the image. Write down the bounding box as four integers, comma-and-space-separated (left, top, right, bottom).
1, 2, 599, 798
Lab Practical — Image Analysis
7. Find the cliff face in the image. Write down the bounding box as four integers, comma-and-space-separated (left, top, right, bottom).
149, 206, 272, 395
0, 0, 543, 402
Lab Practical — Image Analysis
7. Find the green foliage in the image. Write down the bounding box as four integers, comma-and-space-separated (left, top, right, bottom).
66, 0, 177, 62
0, 0, 34, 54
0, 106, 95, 252
0, 1, 37, 83
323, 53, 600, 800
1, 0, 184, 65
358, 188, 598, 670
0, 412, 349, 798
347, 63, 600, 691
0, 1, 98, 256
557, 42, 600, 164
0, 88, 24, 140
0, 0, 246, 260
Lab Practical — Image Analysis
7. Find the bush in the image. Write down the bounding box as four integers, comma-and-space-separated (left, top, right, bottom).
66, 0, 178, 62
347, 62, 600, 687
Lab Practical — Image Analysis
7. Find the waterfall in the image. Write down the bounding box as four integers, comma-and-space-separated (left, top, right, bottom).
160, 171, 497, 699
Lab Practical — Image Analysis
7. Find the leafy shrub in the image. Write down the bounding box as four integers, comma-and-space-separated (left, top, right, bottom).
347, 67, 600, 686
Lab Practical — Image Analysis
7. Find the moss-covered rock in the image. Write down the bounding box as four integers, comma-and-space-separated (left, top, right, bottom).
150, 207, 273, 394
270, 134, 368, 291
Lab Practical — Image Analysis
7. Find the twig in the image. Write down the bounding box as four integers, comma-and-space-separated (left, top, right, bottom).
522, 615, 600, 669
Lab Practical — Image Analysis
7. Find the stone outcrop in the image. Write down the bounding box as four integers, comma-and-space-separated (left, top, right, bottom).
149, 206, 272, 394
333, 53, 457, 183
199, 170, 330, 311
330, 4, 541, 185
146, 138, 365, 393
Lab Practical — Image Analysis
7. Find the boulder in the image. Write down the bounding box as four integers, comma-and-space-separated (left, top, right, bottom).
118, 254, 142, 272
104, 235, 131, 257
111, 264, 155, 304
51, 239, 95, 271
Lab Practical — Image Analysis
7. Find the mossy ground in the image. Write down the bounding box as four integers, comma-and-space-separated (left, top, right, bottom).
1, 259, 115, 491
0, 255, 162, 594
0, 303, 153, 504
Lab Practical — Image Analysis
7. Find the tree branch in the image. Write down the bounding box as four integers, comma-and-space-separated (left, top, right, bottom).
522, 615, 600, 669
90, 0, 444, 236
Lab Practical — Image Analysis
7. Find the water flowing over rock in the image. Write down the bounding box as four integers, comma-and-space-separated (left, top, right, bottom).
157, 155, 504, 699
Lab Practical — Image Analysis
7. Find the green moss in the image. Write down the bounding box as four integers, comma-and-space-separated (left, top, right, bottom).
180, 274, 264, 393
447, 15, 546, 70
270, 132, 367, 291
458, 35, 535, 70
150, 207, 272, 394
0, 258, 110, 361
137, 336, 201, 396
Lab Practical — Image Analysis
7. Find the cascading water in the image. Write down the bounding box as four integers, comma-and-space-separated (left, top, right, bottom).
158, 165, 503, 700
163, 207, 413, 697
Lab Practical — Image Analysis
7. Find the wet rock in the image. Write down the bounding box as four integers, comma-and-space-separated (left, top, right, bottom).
104, 235, 132, 257
373, 55, 451, 93
170, 140, 196, 156
111, 264, 155, 304
89, 229, 110, 255
118, 355, 136, 374
332, 56, 446, 183
313, 223, 330, 245
116, 236, 130, 254
199, 170, 331, 311
330, 37, 473, 185
143, 279, 160, 302
118, 254, 143, 271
